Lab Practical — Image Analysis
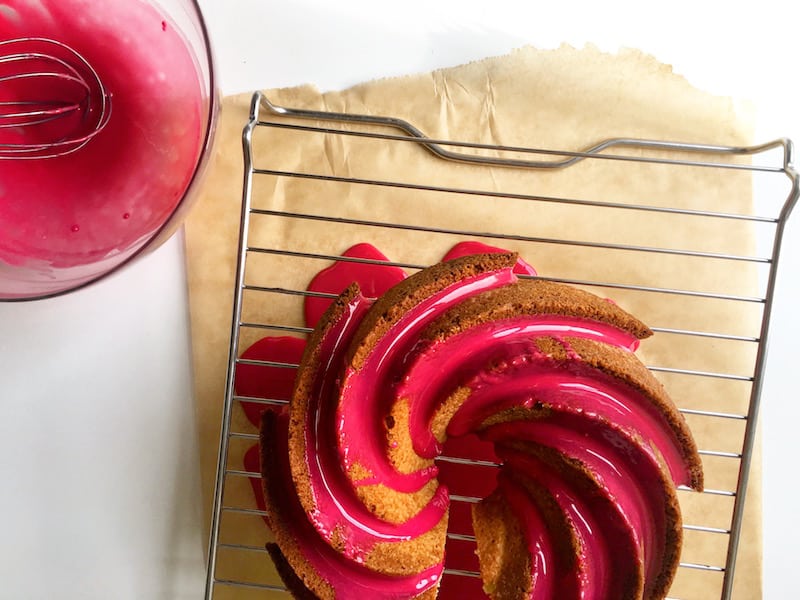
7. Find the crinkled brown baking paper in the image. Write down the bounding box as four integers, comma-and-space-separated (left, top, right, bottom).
185, 45, 762, 599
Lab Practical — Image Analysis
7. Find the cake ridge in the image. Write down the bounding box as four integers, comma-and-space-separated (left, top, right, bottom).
287, 282, 449, 579
261, 410, 443, 599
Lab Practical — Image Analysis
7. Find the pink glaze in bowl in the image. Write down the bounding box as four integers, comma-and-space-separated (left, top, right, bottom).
0, 0, 218, 300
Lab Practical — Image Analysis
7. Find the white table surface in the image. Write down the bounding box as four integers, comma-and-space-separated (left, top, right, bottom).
1, 1, 797, 598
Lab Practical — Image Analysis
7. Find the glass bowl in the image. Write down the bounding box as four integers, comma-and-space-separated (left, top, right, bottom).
0, 0, 218, 301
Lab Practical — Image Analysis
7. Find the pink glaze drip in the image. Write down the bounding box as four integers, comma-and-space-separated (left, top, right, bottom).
298, 291, 449, 559
267, 412, 443, 598
235, 336, 308, 528
442, 241, 538, 276
337, 268, 518, 495
248, 243, 693, 599
235, 335, 307, 428
305, 243, 408, 329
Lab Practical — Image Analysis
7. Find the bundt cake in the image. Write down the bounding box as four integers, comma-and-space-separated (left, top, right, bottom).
258, 251, 703, 599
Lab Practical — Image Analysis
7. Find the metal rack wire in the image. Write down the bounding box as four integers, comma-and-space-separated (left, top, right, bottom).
205, 90, 798, 600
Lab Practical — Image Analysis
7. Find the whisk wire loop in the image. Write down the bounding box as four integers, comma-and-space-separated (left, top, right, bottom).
0, 37, 112, 159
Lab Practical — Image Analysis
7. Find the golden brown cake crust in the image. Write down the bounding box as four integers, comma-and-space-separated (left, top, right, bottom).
287, 283, 359, 551
265, 543, 322, 600
263, 541, 442, 600
421, 279, 653, 342
472, 489, 533, 598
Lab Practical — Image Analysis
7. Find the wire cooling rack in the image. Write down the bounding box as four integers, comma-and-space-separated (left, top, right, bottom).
204, 90, 798, 600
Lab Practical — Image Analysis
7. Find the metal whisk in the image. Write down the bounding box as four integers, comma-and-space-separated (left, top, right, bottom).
0, 37, 112, 159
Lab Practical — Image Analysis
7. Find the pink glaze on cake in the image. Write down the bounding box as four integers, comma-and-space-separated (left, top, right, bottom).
395, 321, 694, 488
256, 247, 701, 599
337, 269, 518, 494
491, 412, 674, 597
395, 317, 639, 454
238, 244, 405, 541
265, 411, 443, 599
298, 291, 448, 557
498, 475, 577, 599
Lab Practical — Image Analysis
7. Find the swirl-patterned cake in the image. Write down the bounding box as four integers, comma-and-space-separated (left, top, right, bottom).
258, 252, 703, 599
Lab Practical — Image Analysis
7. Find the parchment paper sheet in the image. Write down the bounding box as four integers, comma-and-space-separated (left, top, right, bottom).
185, 45, 762, 598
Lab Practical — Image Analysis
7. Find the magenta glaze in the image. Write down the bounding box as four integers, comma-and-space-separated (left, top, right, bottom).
296, 291, 448, 560
497, 476, 560, 599
442, 241, 538, 276
269, 413, 443, 598
491, 413, 669, 593
394, 323, 692, 489
305, 243, 408, 329
499, 447, 619, 599
446, 363, 692, 488
269, 245, 689, 599
336, 269, 518, 495
235, 335, 307, 429
395, 316, 642, 459
0, 0, 206, 272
